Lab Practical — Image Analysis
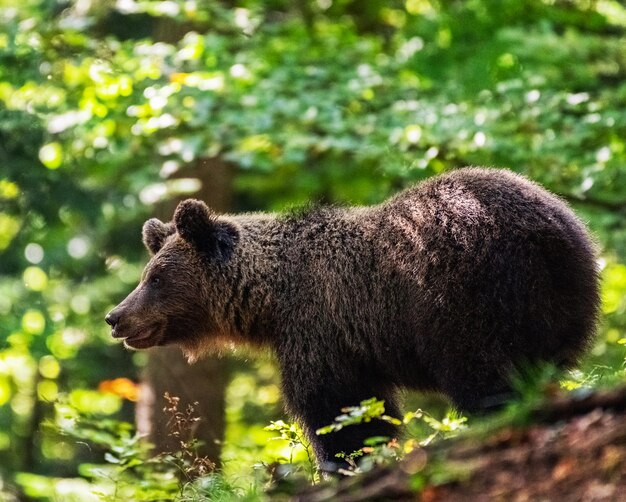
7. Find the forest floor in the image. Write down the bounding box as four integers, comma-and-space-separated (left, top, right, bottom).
294, 386, 626, 501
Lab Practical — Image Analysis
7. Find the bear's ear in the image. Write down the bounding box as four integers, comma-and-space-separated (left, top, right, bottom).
174, 199, 239, 258
142, 218, 175, 255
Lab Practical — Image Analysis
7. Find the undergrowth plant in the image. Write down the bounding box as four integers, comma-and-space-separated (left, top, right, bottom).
316, 397, 468, 474
44, 376, 609, 500
53, 394, 251, 501
54, 400, 180, 501
263, 420, 318, 483
161, 393, 215, 482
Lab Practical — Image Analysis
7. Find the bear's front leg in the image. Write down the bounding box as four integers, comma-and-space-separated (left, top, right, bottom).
280, 365, 401, 470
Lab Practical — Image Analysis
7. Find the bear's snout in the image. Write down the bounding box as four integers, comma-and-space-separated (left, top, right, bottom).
105, 296, 166, 349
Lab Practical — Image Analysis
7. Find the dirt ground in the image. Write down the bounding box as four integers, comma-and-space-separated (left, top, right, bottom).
424, 408, 626, 501
294, 386, 626, 502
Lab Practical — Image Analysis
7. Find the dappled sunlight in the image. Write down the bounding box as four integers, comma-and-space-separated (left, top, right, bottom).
1, 0, 625, 499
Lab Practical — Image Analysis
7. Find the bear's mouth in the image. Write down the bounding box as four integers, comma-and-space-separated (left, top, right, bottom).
112, 324, 164, 349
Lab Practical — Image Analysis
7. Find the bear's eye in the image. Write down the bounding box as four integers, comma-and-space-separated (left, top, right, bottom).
150, 276, 162, 286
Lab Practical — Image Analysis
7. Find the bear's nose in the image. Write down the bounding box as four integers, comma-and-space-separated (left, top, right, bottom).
105, 310, 120, 327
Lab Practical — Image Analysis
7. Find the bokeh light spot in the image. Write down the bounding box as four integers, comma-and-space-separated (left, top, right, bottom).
39, 142, 63, 169
0, 214, 20, 250
39, 355, 60, 379
23, 266, 48, 291
67, 236, 90, 259
22, 309, 46, 334
0, 378, 11, 406
404, 124, 422, 144
69, 389, 122, 415
25, 243, 44, 264
70, 295, 90, 315
37, 380, 58, 401
0, 180, 19, 199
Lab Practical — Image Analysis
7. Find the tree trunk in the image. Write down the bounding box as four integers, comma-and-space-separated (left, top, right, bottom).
136, 158, 234, 464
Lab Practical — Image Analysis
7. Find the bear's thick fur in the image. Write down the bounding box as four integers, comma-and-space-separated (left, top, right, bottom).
106, 168, 600, 464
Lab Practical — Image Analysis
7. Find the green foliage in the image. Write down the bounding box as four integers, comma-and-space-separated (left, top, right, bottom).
316, 397, 401, 435
1, 0, 626, 498
14, 397, 260, 501
316, 397, 467, 474
264, 420, 318, 483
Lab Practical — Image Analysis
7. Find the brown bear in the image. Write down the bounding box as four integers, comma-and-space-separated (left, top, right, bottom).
106, 167, 600, 465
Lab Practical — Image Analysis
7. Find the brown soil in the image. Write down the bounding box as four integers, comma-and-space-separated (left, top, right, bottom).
294, 386, 626, 502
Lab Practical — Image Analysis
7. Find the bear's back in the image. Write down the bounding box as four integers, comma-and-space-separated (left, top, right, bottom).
375, 167, 593, 276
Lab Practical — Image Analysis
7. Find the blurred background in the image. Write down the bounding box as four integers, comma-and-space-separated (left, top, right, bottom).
1, 0, 625, 499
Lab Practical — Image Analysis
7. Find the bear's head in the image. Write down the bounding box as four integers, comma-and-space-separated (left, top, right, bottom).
105, 199, 239, 361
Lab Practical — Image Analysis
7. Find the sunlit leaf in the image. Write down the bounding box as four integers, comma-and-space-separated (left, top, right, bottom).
39, 355, 60, 379
38, 142, 63, 169
23, 266, 48, 292
0, 214, 20, 250
0, 378, 11, 406
0, 180, 19, 199
22, 310, 46, 335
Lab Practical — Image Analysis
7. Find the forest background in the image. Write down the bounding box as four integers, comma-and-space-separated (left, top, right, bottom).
1, 0, 626, 500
